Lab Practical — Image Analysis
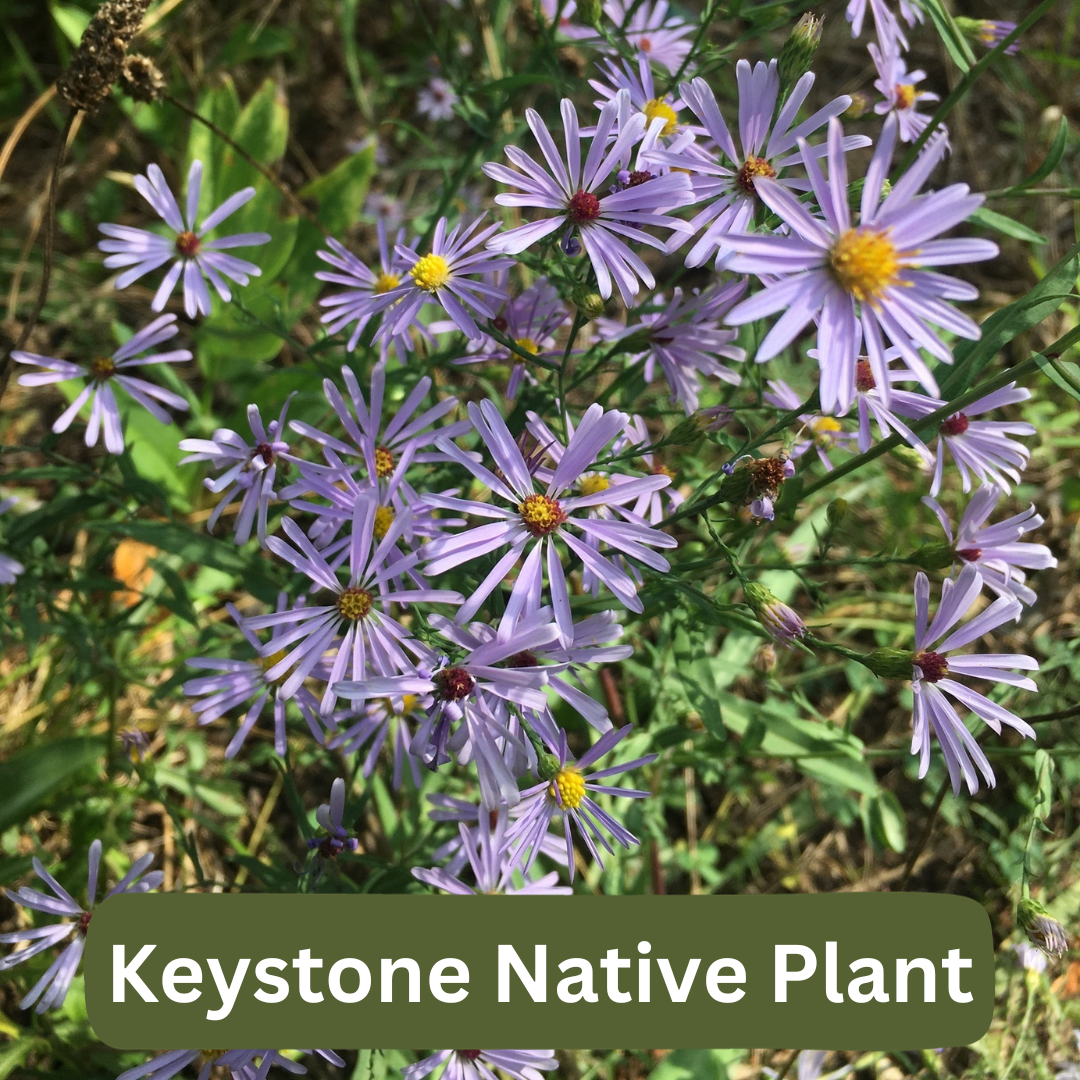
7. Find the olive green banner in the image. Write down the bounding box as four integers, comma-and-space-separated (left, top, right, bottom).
84, 893, 992, 1049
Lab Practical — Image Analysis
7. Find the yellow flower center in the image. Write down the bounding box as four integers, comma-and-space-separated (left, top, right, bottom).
373, 271, 400, 294
373, 504, 395, 540
829, 228, 900, 302
91, 356, 116, 381
259, 649, 289, 682
514, 337, 540, 355
374, 445, 394, 478
549, 767, 586, 810
200, 1051, 228, 1064
736, 155, 778, 194
409, 253, 451, 293
894, 83, 916, 110
810, 416, 843, 446
653, 464, 676, 480
518, 493, 567, 537
642, 98, 679, 138
337, 586, 373, 621
579, 474, 610, 497
381, 692, 418, 715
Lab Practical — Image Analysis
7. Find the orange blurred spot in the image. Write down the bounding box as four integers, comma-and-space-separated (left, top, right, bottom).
113, 539, 157, 607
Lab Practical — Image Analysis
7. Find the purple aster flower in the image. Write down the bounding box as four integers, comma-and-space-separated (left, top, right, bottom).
649, 65, 867, 270
179, 396, 295, 546
911, 563, 1037, 794
869, 35, 942, 144
404, 1051, 557, 1080
13, 314, 190, 455
602, 0, 694, 74
765, 1051, 854, 1080
413, 811, 571, 895
0, 497, 24, 585
244, 495, 461, 714
98, 161, 271, 318
426, 794, 570, 876
118, 1050, 344, 1080
315, 221, 433, 361
891, 383, 1035, 496
964, 19, 1020, 55
482, 90, 693, 306
763, 379, 856, 471
589, 56, 688, 143
612, 415, 684, 525
287, 365, 469, 491
422, 401, 677, 637
325, 693, 428, 789
503, 725, 656, 881
844, 355, 935, 462
376, 216, 512, 342
847, 0, 922, 45
923, 487, 1056, 606
453, 275, 568, 399
334, 610, 557, 808
417, 77, 459, 122
604, 280, 746, 413
724, 115, 999, 415
0, 839, 162, 1014
305, 777, 359, 857
183, 595, 323, 758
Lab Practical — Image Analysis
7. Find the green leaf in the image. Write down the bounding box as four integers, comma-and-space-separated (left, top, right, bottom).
938, 239, 1080, 397
671, 625, 722, 735
921, 0, 975, 71
1035, 351, 1080, 404
185, 78, 243, 226
969, 207, 1047, 245
299, 147, 376, 235
50, 2, 91, 46
1020, 115, 1069, 189
123, 404, 193, 507
866, 789, 907, 853
0, 738, 106, 831
650, 1049, 747, 1080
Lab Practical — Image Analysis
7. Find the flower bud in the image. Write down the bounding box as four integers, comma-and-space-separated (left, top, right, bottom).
669, 415, 705, 447
778, 13, 823, 92
826, 498, 849, 528
752, 642, 777, 675
1017, 897, 1069, 958
579, 0, 604, 29
910, 542, 955, 572
573, 288, 605, 319
864, 647, 915, 680
744, 582, 806, 646
698, 404, 734, 432
843, 91, 872, 120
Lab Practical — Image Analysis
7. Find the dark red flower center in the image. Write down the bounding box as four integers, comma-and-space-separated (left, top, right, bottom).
913, 650, 949, 682
175, 230, 201, 257
253, 442, 275, 466
855, 359, 876, 393
79, 910, 92, 935
941, 413, 970, 436
956, 547, 982, 563
627, 170, 653, 187
457, 1051, 482, 1061
436, 666, 475, 702
492, 315, 509, 332
568, 189, 602, 224
90, 356, 116, 381
736, 155, 777, 194
507, 650, 539, 668
639, 36, 652, 51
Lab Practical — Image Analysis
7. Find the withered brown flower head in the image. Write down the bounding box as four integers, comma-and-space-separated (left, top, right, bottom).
57, 0, 152, 114
120, 54, 165, 104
